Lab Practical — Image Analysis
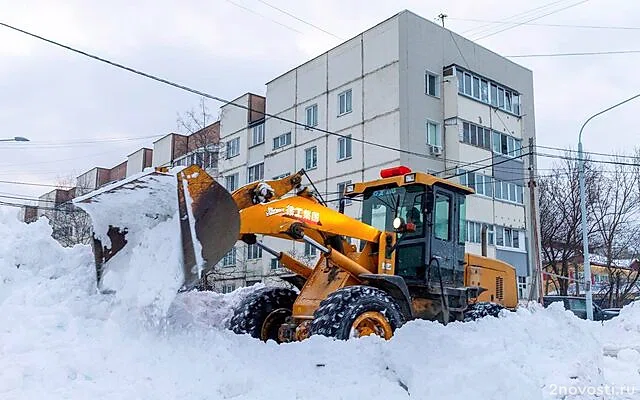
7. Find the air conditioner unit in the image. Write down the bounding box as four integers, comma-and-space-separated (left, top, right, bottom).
430, 145, 443, 156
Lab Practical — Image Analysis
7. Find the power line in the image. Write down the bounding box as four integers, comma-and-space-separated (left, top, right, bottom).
452, 17, 640, 31
0, 134, 161, 149
0, 20, 441, 161
254, 0, 342, 39
472, 0, 591, 41
461, 0, 571, 35
536, 144, 640, 160
507, 50, 640, 58
536, 152, 640, 167
221, 0, 303, 34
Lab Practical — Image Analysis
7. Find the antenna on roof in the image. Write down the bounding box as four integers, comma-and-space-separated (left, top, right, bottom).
437, 13, 447, 28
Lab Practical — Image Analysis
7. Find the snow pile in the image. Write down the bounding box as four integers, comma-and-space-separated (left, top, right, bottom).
73, 171, 185, 318
1, 207, 639, 399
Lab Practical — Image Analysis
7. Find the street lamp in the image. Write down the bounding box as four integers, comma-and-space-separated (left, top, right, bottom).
578, 92, 640, 320
0, 136, 29, 142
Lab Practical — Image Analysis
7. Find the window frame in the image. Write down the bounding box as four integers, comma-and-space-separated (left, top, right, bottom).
273, 131, 292, 150
338, 89, 353, 116
225, 137, 240, 159
250, 123, 265, 147
247, 243, 262, 260
426, 120, 441, 147
305, 104, 318, 127
305, 146, 318, 170
337, 135, 352, 161
222, 247, 236, 267
225, 172, 239, 192
247, 162, 264, 183
455, 67, 522, 116
433, 193, 452, 241
425, 71, 440, 97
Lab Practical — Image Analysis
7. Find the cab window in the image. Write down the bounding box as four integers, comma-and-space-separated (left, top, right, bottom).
434, 193, 450, 241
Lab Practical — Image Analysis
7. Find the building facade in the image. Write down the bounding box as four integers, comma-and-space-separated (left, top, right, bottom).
214, 10, 537, 298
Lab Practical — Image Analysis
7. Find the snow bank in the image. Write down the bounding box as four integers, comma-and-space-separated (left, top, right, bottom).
2, 207, 639, 399
73, 171, 185, 318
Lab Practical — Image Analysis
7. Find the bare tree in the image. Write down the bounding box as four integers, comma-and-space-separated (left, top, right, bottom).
175, 97, 220, 176
40, 176, 93, 247
539, 156, 598, 295
588, 158, 640, 307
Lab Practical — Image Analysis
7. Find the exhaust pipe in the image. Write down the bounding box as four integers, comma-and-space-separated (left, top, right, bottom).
481, 224, 487, 257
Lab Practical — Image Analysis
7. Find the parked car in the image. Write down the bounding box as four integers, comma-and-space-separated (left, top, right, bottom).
542, 296, 619, 321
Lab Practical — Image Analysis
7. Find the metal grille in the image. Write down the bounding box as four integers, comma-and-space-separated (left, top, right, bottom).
496, 276, 504, 300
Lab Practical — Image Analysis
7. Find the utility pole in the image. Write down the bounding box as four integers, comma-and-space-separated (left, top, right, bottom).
438, 13, 447, 28
577, 92, 640, 320
527, 137, 543, 302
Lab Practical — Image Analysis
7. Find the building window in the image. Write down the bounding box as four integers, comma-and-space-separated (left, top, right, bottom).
270, 258, 281, 270
496, 227, 522, 249
247, 163, 264, 183
462, 121, 491, 150
425, 72, 439, 97
494, 180, 524, 204
459, 170, 493, 197
222, 283, 236, 294
225, 173, 239, 192
337, 180, 353, 206
222, 248, 236, 267
426, 121, 441, 147
338, 89, 352, 115
466, 222, 494, 244
456, 67, 521, 115
273, 132, 292, 149
490, 83, 498, 106
304, 242, 317, 256
305, 146, 317, 170
480, 79, 489, 102
463, 72, 472, 96
251, 123, 264, 146
247, 244, 262, 260
492, 131, 522, 158
337, 135, 352, 160
305, 104, 318, 127
226, 137, 240, 159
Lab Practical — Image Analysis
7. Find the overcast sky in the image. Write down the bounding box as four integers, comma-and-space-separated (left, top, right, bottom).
1, 0, 638, 202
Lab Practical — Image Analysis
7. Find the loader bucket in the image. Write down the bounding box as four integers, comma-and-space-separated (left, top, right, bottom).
176, 165, 240, 289
74, 166, 239, 292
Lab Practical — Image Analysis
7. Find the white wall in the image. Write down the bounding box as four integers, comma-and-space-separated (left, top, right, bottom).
126, 149, 145, 177
152, 135, 173, 167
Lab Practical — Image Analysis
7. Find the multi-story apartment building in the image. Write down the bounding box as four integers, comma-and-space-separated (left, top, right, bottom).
215, 10, 537, 298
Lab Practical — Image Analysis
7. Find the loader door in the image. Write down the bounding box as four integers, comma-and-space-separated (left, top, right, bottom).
427, 188, 465, 286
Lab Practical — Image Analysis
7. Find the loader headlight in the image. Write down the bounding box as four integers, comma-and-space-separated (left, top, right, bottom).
404, 173, 416, 183
393, 217, 403, 230
345, 184, 355, 193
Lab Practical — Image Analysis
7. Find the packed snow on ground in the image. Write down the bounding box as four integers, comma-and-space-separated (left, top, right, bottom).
1, 207, 640, 399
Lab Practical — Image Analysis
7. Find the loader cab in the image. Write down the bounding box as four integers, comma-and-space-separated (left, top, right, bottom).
355, 167, 472, 288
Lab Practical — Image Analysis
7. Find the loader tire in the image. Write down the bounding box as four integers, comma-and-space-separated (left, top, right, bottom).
309, 286, 405, 340
228, 287, 297, 342
463, 302, 504, 322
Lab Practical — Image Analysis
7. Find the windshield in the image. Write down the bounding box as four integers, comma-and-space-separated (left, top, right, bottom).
361, 185, 425, 236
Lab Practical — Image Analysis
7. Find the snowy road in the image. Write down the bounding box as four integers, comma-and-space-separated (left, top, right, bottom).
2, 210, 640, 399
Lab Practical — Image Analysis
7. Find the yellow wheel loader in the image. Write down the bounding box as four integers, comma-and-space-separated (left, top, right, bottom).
75, 164, 518, 341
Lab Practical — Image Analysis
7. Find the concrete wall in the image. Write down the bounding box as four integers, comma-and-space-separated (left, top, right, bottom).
126, 148, 152, 177
152, 135, 174, 167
